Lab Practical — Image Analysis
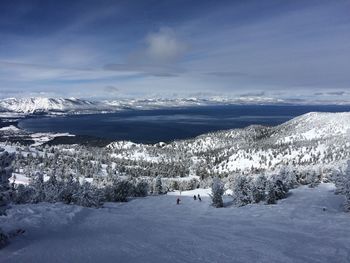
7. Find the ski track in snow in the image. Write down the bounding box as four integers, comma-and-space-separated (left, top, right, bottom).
1, 183, 350, 263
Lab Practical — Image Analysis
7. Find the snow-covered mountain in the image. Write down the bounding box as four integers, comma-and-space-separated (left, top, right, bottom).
271, 112, 350, 143
1, 110, 350, 180
0, 97, 102, 114
0, 96, 284, 115
1, 96, 350, 116
106, 111, 350, 176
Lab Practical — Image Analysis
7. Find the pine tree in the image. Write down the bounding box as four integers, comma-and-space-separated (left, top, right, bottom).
115, 180, 132, 202
13, 184, 32, 204
133, 180, 149, 197
210, 177, 225, 208
251, 174, 267, 203
73, 182, 103, 208
30, 172, 45, 203
44, 174, 60, 203
58, 174, 79, 204
336, 161, 350, 212
0, 149, 14, 248
0, 149, 15, 215
265, 181, 277, 204
231, 175, 253, 206
154, 176, 163, 195
265, 179, 289, 205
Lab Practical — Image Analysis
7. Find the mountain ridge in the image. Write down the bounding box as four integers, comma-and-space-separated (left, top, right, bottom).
2, 96, 350, 115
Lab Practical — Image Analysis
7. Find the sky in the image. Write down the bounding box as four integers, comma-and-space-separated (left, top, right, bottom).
0, 0, 350, 102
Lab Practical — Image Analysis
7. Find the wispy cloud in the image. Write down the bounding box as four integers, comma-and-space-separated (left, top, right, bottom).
0, 0, 350, 101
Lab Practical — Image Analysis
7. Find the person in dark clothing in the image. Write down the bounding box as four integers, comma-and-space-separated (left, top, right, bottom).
193, 195, 197, 200
197, 194, 202, 201
176, 198, 181, 205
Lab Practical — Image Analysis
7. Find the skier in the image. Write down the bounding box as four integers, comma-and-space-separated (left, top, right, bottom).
176, 197, 181, 205
193, 195, 197, 200
197, 194, 202, 201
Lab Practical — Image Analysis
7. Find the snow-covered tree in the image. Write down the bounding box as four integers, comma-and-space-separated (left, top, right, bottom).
73, 182, 103, 208
335, 161, 350, 212
132, 180, 149, 197
251, 174, 267, 203
0, 149, 14, 248
0, 149, 15, 215
58, 175, 79, 204
106, 180, 132, 202
273, 179, 289, 200
276, 167, 298, 189
30, 172, 45, 203
44, 173, 61, 203
306, 170, 321, 188
231, 175, 253, 206
154, 176, 163, 195
265, 179, 289, 205
210, 177, 225, 208
13, 184, 33, 204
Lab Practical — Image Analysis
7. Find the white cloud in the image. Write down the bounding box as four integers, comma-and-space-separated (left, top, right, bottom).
144, 27, 187, 63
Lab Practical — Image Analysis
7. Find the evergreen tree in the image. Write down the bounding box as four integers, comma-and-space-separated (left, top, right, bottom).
13, 184, 33, 204
73, 182, 103, 208
58, 174, 79, 204
30, 172, 45, 203
265, 181, 277, 204
154, 176, 163, 195
0, 149, 14, 248
133, 180, 149, 197
210, 177, 225, 208
336, 161, 350, 212
115, 180, 132, 202
231, 175, 253, 206
265, 179, 288, 205
0, 150, 15, 215
251, 174, 267, 203
44, 174, 61, 203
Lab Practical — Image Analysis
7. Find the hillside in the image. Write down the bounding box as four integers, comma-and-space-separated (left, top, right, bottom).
106, 112, 350, 178
1, 112, 350, 262
1, 111, 348, 190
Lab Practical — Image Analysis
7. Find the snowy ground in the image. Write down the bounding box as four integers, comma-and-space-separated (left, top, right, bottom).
1, 183, 350, 263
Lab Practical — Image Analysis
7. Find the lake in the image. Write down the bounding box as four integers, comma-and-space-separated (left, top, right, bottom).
18, 105, 350, 144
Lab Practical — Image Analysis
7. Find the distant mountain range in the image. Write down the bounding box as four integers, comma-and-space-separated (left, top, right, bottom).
0, 97, 103, 114
1, 96, 350, 116
0, 96, 285, 115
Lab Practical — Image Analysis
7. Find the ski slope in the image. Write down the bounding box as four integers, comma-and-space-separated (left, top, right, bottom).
1, 183, 350, 263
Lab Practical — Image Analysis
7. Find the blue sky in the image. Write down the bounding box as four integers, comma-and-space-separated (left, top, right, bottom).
0, 0, 349, 101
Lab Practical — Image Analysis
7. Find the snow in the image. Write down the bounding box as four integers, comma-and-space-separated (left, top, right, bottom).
0, 97, 96, 114
0, 125, 20, 132
167, 188, 212, 197
275, 112, 350, 144
30, 132, 74, 147
10, 173, 30, 185
5, 96, 347, 117
1, 183, 350, 263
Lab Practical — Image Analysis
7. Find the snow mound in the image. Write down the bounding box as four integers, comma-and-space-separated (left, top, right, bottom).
0, 203, 82, 233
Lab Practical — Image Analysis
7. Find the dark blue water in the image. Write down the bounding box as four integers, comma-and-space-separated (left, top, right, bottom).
18, 105, 350, 143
